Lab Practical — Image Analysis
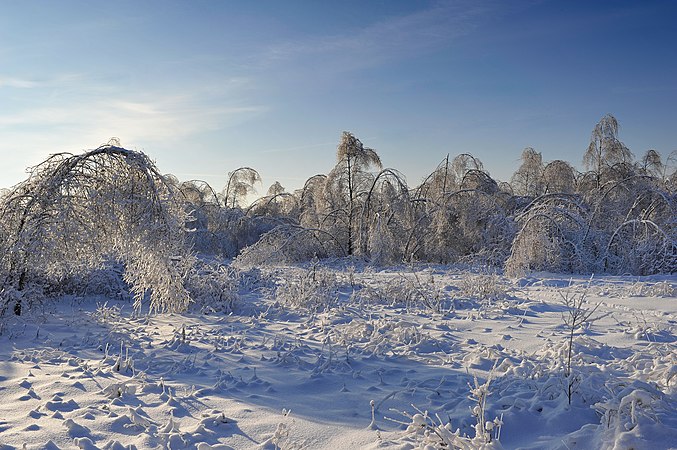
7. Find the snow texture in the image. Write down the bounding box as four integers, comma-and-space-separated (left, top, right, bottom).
0, 266, 675, 449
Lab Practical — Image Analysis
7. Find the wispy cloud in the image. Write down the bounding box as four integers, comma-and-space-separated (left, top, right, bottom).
0, 97, 266, 145
0, 73, 89, 90
260, 0, 492, 72
0, 76, 39, 89
0, 70, 266, 140
0, 72, 268, 188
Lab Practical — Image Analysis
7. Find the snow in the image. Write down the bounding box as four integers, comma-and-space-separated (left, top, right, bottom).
0, 266, 675, 449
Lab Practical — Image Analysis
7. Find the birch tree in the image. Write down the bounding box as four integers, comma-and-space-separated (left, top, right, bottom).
0, 145, 193, 315
325, 132, 382, 255
583, 114, 633, 188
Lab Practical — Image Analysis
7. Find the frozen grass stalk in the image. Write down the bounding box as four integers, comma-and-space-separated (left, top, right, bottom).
560, 278, 601, 404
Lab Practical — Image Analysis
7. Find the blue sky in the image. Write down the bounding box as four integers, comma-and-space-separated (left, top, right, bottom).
1, 0, 676, 193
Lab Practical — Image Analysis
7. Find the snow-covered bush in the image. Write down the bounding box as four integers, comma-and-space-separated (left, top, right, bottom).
593, 383, 664, 448
272, 265, 343, 312
40, 264, 132, 301
358, 270, 449, 313
389, 374, 504, 449
626, 281, 676, 298
234, 225, 346, 267
456, 273, 511, 302
184, 260, 240, 314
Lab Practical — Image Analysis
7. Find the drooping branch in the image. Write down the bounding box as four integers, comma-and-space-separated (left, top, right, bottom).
0, 145, 193, 315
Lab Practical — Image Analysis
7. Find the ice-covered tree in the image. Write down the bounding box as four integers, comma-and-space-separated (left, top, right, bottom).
452, 153, 484, 185
247, 181, 299, 223
298, 174, 328, 230
594, 176, 677, 274
178, 169, 269, 258
411, 155, 513, 265
415, 154, 466, 202
325, 132, 382, 255
222, 167, 261, 208
543, 160, 576, 194
505, 194, 588, 275
583, 114, 633, 188
177, 179, 241, 256
510, 147, 544, 197
640, 149, 664, 179
360, 168, 412, 263
0, 145, 193, 315
266, 181, 285, 197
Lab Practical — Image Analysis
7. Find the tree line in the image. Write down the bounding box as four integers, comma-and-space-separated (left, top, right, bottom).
229, 114, 677, 277
0, 115, 675, 314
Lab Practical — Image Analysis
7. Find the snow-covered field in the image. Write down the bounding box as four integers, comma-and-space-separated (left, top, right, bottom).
0, 265, 675, 449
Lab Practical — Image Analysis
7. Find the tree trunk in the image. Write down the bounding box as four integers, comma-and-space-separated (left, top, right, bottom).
347, 155, 354, 255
